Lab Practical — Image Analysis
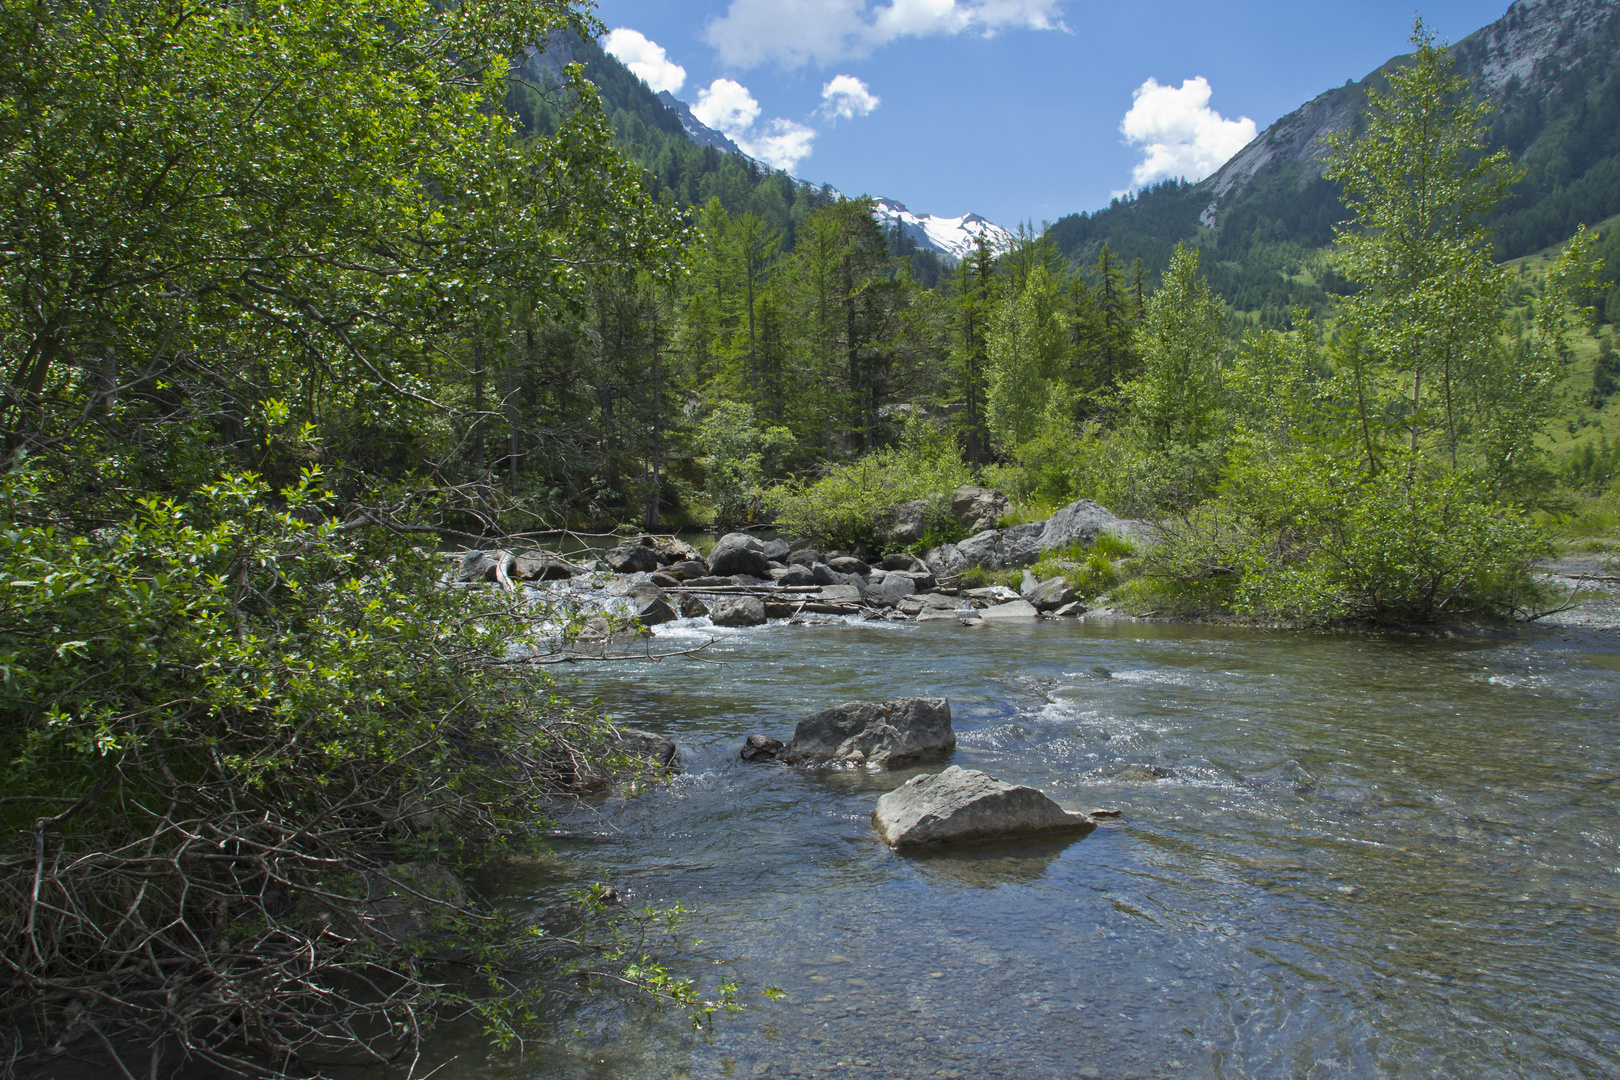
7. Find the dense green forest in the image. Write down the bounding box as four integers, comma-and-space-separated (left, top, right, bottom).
2, 0, 1616, 1075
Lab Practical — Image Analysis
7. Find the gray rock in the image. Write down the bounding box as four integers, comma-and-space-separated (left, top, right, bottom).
876, 497, 940, 547
678, 594, 709, 619
817, 583, 864, 605
827, 555, 871, 576
646, 536, 704, 566
707, 533, 774, 577
667, 559, 709, 580
740, 734, 784, 762
683, 575, 734, 587
774, 564, 816, 587
613, 728, 679, 770
899, 592, 962, 615
924, 543, 968, 579
872, 765, 1094, 848
787, 548, 822, 567
1037, 498, 1153, 554
952, 486, 1011, 535
953, 523, 1045, 570
514, 552, 575, 581
916, 608, 965, 622
457, 549, 516, 586
1022, 577, 1077, 611
632, 595, 677, 626
758, 538, 791, 562
953, 530, 1001, 569
649, 571, 681, 589
883, 552, 927, 572
780, 698, 955, 768
1003, 522, 1047, 567
871, 573, 917, 606
979, 599, 1040, 620
891, 568, 937, 591
710, 596, 768, 627
1052, 601, 1087, 618
964, 585, 1020, 603
605, 542, 660, 574
810, 562, 845, 586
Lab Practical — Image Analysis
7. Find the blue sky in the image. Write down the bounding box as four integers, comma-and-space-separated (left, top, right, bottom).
593, 0, 1513, 228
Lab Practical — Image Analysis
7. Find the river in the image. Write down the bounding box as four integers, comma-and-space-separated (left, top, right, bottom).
445, 614, 1620, 1079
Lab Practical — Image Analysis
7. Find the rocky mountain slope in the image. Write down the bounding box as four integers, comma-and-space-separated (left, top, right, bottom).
1047, 0, 1620, 313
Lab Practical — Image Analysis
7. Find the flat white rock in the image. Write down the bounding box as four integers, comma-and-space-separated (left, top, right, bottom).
979, 599, 1039, 619
873, 766, 1095, 848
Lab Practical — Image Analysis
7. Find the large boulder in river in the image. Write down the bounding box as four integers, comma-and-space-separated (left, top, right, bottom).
710, 596, 768, 627
707, 533, 774, 577
1038, 498, 1154, 554
1022, 576, 1077, 611
870, 573, 917, 606
952, 486, 1011, 535
514, 551, 576, 581
780, 698, 955, 769
954, 522, 1045, 570
632, 594, 677, 626
457, 549, 516, 587
979, 598, 1040, 620
604, 541, 660, 574
648, 536, 704, 565
773, 564, 817, 587
872, 766, 1095, 849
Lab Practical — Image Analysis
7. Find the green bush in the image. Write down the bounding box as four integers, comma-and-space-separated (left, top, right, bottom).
697, 402, 794, 531
0, 464, 732, 1070
767, 417, 971, 551
1146, 449, 1552, 624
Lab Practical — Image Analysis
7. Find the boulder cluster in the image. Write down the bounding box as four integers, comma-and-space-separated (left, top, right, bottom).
452, 489, 1149, 631
742, 696, 1108, 850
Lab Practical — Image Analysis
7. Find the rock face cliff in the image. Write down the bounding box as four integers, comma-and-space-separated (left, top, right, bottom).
1198, 0, 1620, 234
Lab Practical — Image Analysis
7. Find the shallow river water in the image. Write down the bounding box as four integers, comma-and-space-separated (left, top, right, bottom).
452, 615, 1620, 1079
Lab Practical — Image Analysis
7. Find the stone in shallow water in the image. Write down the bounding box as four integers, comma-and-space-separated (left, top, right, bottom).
710, 596, 767, 627
780, 698, 954, 769
740, 734, 783, 761
872, 766, 1094, 848
979, 599, 1039, 620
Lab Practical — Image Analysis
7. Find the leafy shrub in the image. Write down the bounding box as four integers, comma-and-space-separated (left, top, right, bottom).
697, 402, 794, 531
767, 417, 970, 550
1146, 449, 1551, 624
0, 465, 729, 1072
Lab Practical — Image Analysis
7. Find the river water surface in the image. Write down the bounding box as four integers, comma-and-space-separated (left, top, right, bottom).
454, 615, 1619, 1079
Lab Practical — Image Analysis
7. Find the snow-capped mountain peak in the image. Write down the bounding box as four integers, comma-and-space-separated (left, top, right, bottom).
868, 197, 1012, 261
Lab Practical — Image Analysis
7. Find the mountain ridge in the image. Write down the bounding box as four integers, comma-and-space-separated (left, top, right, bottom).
1045, 0, 1620, 320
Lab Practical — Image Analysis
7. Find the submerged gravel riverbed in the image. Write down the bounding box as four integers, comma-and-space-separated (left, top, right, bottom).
425, 589, 1620, 1080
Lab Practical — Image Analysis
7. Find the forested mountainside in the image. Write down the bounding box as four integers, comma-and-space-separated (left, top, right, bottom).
509, 33, 987, 283
1046, 0, 1620, 324
507, 33, 838, 251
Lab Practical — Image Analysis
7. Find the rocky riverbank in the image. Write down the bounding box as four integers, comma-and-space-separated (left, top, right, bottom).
453, 491, 1153, 635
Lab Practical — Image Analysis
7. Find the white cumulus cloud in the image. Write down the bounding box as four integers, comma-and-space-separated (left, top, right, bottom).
737, 119, 819, 172
692, 78, 762, 136
820, 75, 881, 120
1120, 76, 1257, 188
705, 0, 1065, 69
691, 79, 816, 172
600, 28, 686, 95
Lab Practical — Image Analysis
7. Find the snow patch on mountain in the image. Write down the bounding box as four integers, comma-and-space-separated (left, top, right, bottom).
870, 197, 1012, 261
657, 90, 745, 156
652, 90, 1009, 262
